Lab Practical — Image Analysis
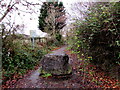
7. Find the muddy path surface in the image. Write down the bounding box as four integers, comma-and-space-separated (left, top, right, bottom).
11, 46, 98, 88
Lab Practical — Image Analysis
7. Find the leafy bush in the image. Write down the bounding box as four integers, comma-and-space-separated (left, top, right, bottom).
2, 39, 46, 80
56, 33, 62, 42
46, 33, 64, 47
71, 2, 120, 73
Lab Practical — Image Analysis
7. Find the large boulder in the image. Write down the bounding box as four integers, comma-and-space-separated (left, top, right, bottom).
40, 53, 72, 76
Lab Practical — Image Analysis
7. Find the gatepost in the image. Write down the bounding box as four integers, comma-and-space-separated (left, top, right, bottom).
30, 30, 36, 49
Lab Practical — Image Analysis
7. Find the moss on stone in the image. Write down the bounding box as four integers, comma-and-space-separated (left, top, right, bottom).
40, 64, 72, 76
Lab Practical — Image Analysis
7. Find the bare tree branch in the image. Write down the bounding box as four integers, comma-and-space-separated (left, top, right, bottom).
0, 2, 17, 22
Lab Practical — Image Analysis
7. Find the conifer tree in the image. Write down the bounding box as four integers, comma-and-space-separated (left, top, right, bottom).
38, 1, 66, 36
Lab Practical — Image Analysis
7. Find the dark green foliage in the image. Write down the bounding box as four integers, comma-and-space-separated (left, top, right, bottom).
90, 31, 119, 66
2, 38, 45, 79
38, 1, 66, 33
56, 33, 62, 42
38, 2, 48, 31
38, 1, 66, 46
59, 2, 63, 7
88, 3, 120, 69
72, 2, 120, 72
46, 37, 63, 47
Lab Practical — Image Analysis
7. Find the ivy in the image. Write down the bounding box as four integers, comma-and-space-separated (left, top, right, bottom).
71, 2, 120, 73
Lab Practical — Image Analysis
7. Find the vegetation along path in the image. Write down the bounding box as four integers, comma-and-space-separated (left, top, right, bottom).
10, 46, 120, 88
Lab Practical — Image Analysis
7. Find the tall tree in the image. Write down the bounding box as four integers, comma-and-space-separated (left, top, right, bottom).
38, 1, 66, 36
38, 2, 48, 31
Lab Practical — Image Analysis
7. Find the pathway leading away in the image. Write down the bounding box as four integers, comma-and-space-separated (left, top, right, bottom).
11, 46, 99, 88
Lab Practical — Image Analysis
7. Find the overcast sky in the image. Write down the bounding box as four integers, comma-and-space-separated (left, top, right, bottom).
24, 0, 79, 36
10, 0, 82, 37
1, 0, 119, 37
6, 0, 79, 36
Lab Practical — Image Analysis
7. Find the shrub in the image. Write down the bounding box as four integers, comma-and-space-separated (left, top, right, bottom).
2, 39, 46, 81
46, 33, 64, 47
72, 2, 120, 73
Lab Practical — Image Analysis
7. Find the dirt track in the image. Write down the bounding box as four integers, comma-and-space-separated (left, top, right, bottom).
11, 46, 98, 88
